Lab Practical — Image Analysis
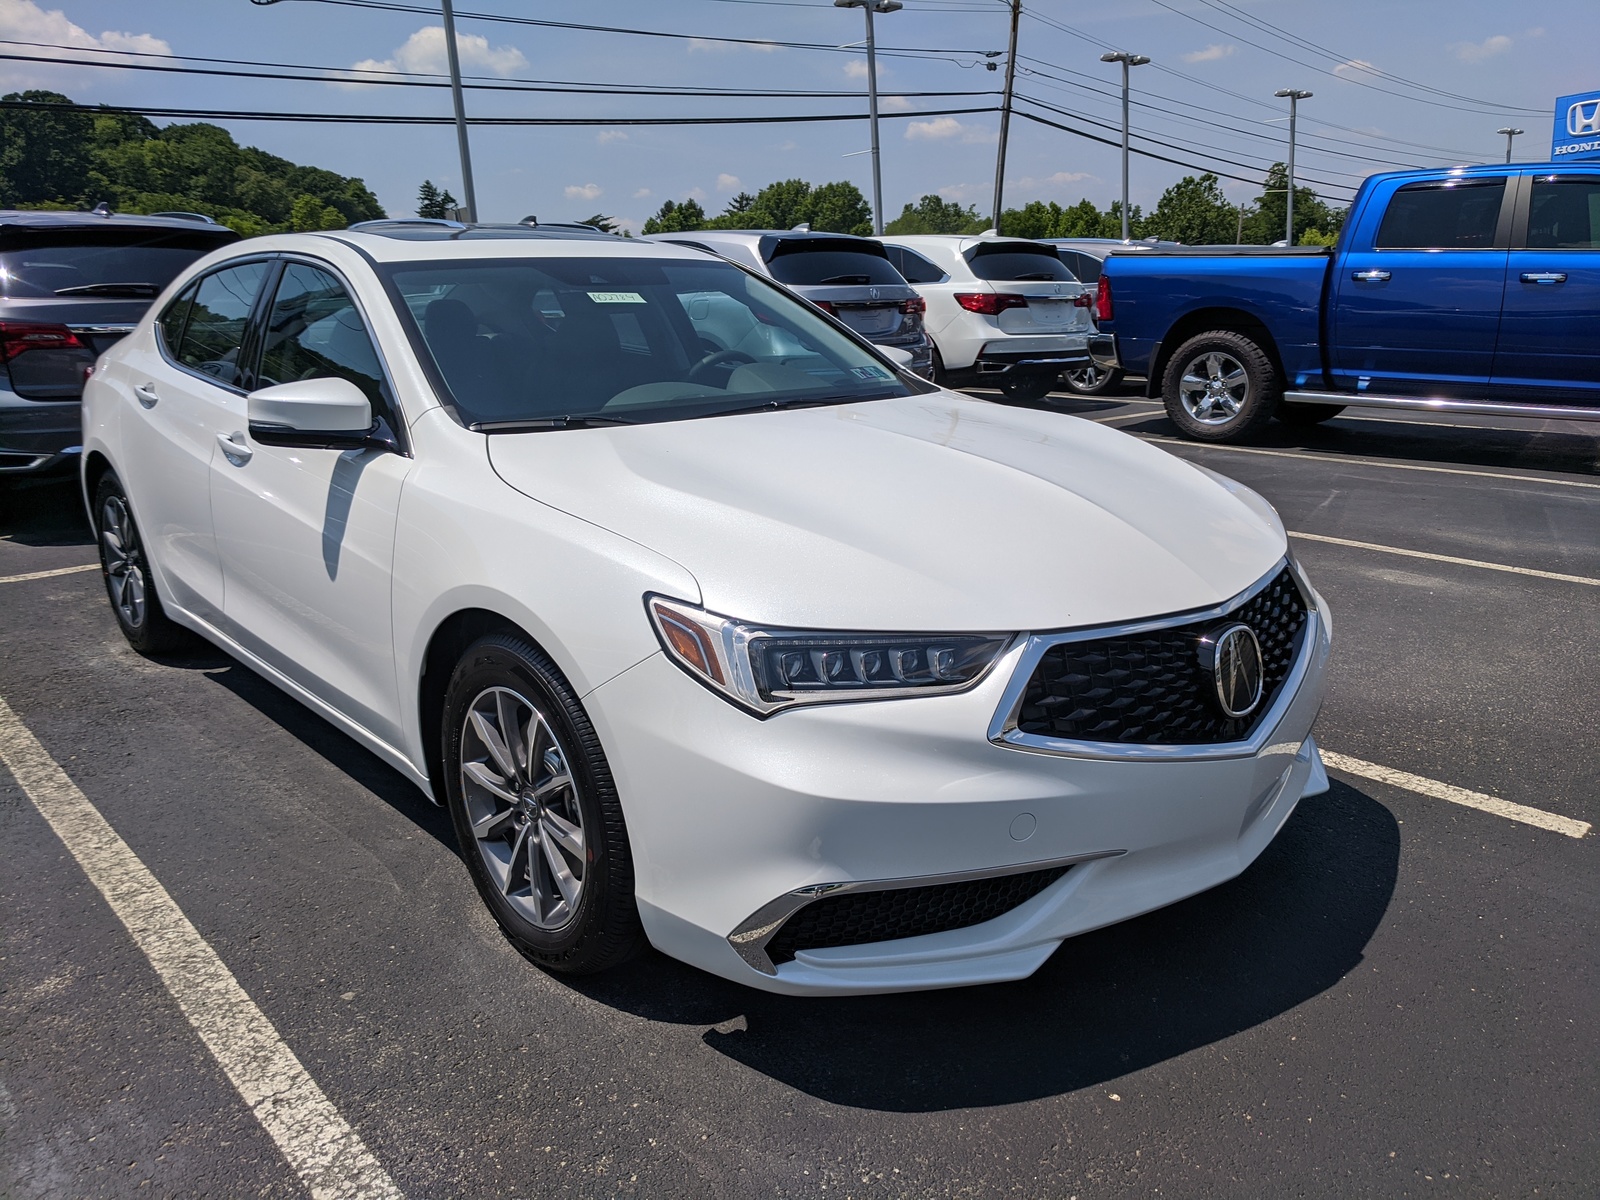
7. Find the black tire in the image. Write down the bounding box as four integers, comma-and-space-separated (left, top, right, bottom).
92, 472, 190, 655
1061, 363, 1124, 396
1161, 330, 1280, 442
1276, 401, 1346, 426
930, 346, 950, 387
999, 372, 1057, 402
442, 633, 645, 976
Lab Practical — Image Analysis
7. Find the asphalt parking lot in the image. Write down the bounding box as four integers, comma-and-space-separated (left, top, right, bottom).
1, 392, 1595, 1199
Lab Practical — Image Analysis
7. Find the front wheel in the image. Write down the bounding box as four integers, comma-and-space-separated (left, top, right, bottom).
1161, 330, 1280, 442
93, 472, 189, 655
441, 633, 644, 976
1062, 363, 1124, 396
999, 372, 1056, 402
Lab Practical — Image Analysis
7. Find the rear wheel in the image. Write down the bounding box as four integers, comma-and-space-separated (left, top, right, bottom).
1277, 401, 1346, 426
1062, 363, 1124, 396
999, 372, 1056, 402
93, 473, 189, 655
442, 633, 645, 976
1161, 330, 1280, 442
930, 346, 950, 387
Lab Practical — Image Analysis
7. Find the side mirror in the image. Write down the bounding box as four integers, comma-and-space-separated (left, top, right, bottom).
878, 345, 915, 371
247, 377, 375, 450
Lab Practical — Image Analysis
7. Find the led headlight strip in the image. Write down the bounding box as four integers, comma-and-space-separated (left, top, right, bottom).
647, 595, 1013, 716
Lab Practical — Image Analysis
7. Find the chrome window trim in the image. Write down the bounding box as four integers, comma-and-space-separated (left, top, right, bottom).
154, 255, 278, 397
987, 557, 1318, 762
726, 848, 1124, 976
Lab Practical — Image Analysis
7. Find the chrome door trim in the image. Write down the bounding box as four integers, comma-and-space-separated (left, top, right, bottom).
1282, 390, 1600, 422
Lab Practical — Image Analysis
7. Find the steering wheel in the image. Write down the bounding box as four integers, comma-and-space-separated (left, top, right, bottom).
686, 348, 756, 385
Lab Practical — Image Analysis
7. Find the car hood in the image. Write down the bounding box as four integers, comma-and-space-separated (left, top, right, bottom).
486, 393, 1286, 631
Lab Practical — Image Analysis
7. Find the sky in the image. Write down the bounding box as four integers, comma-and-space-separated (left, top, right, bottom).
0, 0, 1592, 232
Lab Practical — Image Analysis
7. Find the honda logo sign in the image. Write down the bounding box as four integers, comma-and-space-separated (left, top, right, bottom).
1552, 90, 1600, 160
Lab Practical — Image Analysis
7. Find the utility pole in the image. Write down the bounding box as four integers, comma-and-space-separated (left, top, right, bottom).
991, 0, 1021, 233
1496, 126, 1524, 164
1101, 51, 1151, 241
1274, 88, 1312, 244
836, 0, 902, 236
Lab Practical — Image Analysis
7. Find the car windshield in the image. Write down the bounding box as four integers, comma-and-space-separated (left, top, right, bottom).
386, 255, 927, 428
0, 229, 234, 299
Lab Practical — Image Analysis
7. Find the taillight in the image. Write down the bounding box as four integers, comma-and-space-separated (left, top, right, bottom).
1093, 274, 1113, 323
1072, 292, 1092, 308
900, 296, 926, 315
954, 292, 1029, 316
0, 321, 84, 364
812, 299, 837, 316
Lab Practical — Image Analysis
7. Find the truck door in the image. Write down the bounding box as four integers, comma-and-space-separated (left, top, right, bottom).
1492, 171, 1600, 404
1330, 175, 1512, 395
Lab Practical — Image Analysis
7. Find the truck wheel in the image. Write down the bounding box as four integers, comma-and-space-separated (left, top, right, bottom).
1162, 331, 1279, 442
1062, 364, 1124, 396
1277, 401, 1346, 426
999, 372, 1056, 402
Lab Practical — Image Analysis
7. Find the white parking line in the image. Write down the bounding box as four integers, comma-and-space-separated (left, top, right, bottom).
1289, 531, 1600, 587
0, 562, 99, 585
0, 696, 404, 1200
1321, 750, 1590, 839
1137, 437, 1600, 492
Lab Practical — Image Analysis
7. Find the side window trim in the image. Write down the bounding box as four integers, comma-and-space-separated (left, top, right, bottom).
156, 281, 198, 358
157, 255, 277, 395
1371, 175, 1514, 252
266, 253, 411, 455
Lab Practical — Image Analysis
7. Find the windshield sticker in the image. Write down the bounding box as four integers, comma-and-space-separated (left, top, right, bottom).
850, 364, 893, 381
587, 291, 646, 304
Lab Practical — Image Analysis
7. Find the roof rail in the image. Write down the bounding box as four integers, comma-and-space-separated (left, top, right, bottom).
349, 218, 469, 232
150, 211, 219, 224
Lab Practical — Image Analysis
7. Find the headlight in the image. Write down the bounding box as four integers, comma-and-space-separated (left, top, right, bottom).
647, 595, 1013, 716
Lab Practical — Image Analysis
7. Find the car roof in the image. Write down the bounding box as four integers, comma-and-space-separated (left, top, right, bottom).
653, 230, 875, 246
0, 209, 241, 237
878, 233, 1055, 252
302, 223, 720, 264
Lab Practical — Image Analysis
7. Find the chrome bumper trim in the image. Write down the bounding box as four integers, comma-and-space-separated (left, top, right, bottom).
1283, 390, 1600, 423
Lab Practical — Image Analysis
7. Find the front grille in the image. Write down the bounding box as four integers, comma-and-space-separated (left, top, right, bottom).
1014, 567, 1308, 746
766, 865, 1072, 965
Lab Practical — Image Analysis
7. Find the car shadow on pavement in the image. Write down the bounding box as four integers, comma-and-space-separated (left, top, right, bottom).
571, 780, 1399, 1112
0, 475, 93, 547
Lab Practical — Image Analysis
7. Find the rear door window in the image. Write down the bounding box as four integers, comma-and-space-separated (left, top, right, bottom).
157, 281, 198, 353
1375, 178, 1506, 249
762, 242, 904, 286
965, 244, 1076, 282
891, 247, 948, 284
174, 261, 269, 388
1526, 176, 1600, 248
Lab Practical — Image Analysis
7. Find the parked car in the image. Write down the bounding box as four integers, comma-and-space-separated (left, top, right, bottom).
0, 209, 239, 477
1044, 237, 1182, 396
649, 229, 933, 378
877, 234, 1094, 401
82, 219, 1331, 995
1092, 165, 1600, 441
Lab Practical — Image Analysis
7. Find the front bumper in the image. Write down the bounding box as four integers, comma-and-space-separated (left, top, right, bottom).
0, 393, 81, 474
586, 579, 1333, 996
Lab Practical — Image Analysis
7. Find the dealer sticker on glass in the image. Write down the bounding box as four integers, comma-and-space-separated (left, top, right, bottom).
587, 291, 646, 304
850, 364, 892, 380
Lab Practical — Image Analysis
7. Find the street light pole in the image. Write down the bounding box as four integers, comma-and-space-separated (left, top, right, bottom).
990, 0, 1021, 233
1496, 126, 1524, 164
1101, 51, 1150, 241
1274, 88, 1312, 244
251, 0, 478, 222
835, 0, 902, 237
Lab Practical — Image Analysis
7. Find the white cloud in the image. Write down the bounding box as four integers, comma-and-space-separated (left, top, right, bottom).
687, 36, 776, 53
1332, 58, 1377, 77
906, 117, 965, 141
686, 187, 707, 201
1451, 34, 1511, 63
716, 173, 741, 191
350, 25, 527, 79
881, 95, 914, 113
1182, 43, 1236, 63
564, 183, 602, 200
596, 130, 629, 145
843, 59, 889, 80
633, 187, 653, 199
0, 0, 170, 85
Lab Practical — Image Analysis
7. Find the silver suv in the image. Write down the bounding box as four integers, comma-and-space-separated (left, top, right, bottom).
649, 230, 934, 378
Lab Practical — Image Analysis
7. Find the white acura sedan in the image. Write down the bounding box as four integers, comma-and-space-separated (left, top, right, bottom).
81, 220, 1331, 996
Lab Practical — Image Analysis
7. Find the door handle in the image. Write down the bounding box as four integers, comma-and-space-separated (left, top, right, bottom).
1519, 272, 1567, 285
134, 382, 158, 408
1351, 269, 1391, 282
216, 431, 253, 465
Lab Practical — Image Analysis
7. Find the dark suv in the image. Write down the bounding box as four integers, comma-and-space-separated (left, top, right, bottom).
1, 210, 240, 476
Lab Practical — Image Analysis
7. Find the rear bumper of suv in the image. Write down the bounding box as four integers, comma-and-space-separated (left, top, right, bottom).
0, 391, 80, 475
974, 341, 1091, 377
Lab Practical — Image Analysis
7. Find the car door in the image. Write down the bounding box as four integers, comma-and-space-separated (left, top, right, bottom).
209, 258, 414, 747
1491, 171, 1600, 404
1329, 175, 1513, 395
117, 259, 271, 623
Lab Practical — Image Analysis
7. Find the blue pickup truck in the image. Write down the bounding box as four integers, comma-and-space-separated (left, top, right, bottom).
1089, 164, 1600, 441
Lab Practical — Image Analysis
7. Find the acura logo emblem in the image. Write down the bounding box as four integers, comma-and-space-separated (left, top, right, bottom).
868, 287, 880, 300
1198, 623, 1265, 719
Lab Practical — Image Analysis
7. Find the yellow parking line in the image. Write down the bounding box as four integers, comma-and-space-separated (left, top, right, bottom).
1289, 531, 1600, 587
0, 563, 100, 586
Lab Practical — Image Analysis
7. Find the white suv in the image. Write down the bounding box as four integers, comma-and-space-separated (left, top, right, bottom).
878, 234, 1094, 401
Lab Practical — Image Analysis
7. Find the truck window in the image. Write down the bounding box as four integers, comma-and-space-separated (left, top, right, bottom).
1527, 177, 1600, 249
1375, 179, 1505, 250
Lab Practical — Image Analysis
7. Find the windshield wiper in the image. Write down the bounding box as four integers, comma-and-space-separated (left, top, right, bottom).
1010, 273, 1058, 282
471, 415, 638, 432
818, 274, 872, 285
54, 282, 161, 297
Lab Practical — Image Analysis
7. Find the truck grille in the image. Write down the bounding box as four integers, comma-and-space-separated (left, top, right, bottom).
766, 865, 1072, 965
1014, 567, 1308, 746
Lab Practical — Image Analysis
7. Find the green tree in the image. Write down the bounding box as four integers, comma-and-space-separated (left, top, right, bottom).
0, 90, 95, 207
290, 193, 345, 231
577, 213, 621, 234
1240, 163, 1345, 245
1142, 173, 1237, 245
742, 178, 814, 230
417, 179, 458, 219
805, 180, 871, 235
884, 194, 987, 235
641, 198, 707, 234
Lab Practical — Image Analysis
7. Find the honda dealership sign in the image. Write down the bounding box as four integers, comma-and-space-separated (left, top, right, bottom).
1552, 90, 1600, 161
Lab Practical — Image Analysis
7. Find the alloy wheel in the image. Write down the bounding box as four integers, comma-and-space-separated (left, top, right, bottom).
100, 495, 147, 629
1178, 351, 1250, 425
1064, 365, 1106, 391
459, 686, 588, 930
